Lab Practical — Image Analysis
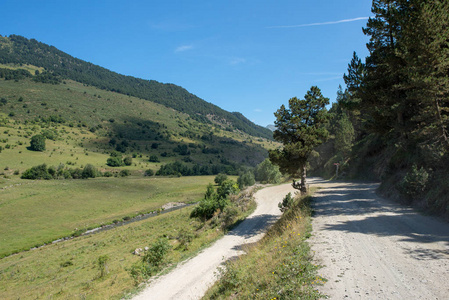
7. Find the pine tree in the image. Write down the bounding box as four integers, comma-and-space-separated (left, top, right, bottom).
399, 0, 449, 150
269, 86, 329, 194
362, 0, 411, 137
335, 114, 355, 157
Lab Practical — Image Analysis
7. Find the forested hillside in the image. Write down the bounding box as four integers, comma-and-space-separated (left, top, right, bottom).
314, 0, 449, 217
0, 35, 272, 139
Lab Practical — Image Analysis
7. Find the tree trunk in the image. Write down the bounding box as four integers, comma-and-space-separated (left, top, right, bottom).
291, 164, 308, 195
300, 164, 307, 195
434, 98, 449, 147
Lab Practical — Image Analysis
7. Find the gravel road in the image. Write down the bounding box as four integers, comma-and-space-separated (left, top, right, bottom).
133, 182, 301, 300
310, 181, 449, 299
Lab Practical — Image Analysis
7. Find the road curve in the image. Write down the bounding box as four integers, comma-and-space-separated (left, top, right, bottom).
310, 181, 449, 299
133, 182, 302, 300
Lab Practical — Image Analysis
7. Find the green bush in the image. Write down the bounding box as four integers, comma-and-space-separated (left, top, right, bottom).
97, 255, 109, 278
214, 173, 228, 185
217, 180, 239, 199
103, 171, 113, 177
142, 238, 171, 268
119, 169, 130, 177
255, 158, 282, 183
29, 134, 46, 151
82, 164, 98, 179
106, 156, 123, 167
21, 164, 53, 180
237, 171, 255, 188
191, 181, 239, 220
399, 165, 429, 200
278, 192, 294, 212
149, 155, 160, 163
123, 156, 133, 166
144, 169, 154, 176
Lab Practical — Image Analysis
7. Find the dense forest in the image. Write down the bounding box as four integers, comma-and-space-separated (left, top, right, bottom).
317, 0, 449, 217
0, 35, 272, 139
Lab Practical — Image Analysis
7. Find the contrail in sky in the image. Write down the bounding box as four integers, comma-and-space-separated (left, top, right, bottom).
268, 17, 369, 29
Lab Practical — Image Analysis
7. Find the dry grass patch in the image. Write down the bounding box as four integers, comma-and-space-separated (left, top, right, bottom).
203, 191, 325, 300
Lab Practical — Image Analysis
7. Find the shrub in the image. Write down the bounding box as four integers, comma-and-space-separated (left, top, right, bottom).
278, 192, 294, 212
190, 196, 223, 220
255, 158, 282, 183
41, 129, 58, 141
214, 173, 228, 185
237, 171, 255, 188
191, 181, 239, 220
142, 238, 171, 268
398, 165, 429, 200
217, 179, 239, 199
144, 169, 154, 176
97, 255, 109, 278
123, 156, 132, 166
149, 155, 160, 163
119, 169, 130, 177
82, 164, 98, 178
107, 156, 123, 167
29, 134, 46, 151
21, 164, 53, 180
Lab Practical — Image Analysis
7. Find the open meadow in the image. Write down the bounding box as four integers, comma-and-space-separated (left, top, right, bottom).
0, 204, 225, 299
0, 175, 215, 258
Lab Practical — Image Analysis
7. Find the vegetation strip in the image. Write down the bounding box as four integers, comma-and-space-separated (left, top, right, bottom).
203, 190, 325, 300
0, 178, 257, 299
11, 203, 194, 257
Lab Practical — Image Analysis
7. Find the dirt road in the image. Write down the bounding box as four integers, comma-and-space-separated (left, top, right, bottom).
133, 182, 300, 300
310, 181, 449, 299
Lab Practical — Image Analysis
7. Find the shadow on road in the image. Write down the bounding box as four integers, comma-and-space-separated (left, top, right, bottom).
312, 182, 449, 257
228, 214, 278, 239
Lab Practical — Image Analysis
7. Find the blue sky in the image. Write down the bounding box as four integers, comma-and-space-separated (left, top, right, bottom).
0, 0, 372, 126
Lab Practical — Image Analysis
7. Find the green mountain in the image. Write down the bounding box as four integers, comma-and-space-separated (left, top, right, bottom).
0, 34, 272, 139
0, 35, 277, 176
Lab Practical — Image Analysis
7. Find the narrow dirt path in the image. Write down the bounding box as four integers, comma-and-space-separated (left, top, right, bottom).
133, 182, 302, 300
310, 181, 449, 299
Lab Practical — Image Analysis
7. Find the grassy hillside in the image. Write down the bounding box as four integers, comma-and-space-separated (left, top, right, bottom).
0, 34, 273, 139
0, 78, 274, 174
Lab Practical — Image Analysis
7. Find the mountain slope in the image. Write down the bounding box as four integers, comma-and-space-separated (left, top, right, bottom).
0, 34, 272, 139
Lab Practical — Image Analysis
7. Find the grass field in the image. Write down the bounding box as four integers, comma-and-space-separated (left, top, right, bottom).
0, 205, 224, 299
0, 175, 215, 258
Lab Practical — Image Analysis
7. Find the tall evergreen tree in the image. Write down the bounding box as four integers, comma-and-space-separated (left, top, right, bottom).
269, 86, 329, 193
362, 0, 411, 137
398, 0, 449, 150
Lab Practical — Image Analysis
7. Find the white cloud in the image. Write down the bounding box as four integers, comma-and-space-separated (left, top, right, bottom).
175, 45, 194, 53
254, 108, 262, 113
268, 17, 369, 29
229, 57, 246, 65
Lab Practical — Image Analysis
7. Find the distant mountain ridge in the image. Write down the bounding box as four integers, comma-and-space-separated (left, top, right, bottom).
0, 34, 272, 139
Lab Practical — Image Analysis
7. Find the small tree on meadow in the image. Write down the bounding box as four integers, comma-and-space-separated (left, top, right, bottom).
29, 134, 46, 151
123, 156, 133, 166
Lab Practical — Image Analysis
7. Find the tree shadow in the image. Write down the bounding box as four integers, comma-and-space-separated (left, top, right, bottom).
313, 182, 449, 254
228, 214, 279, 240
